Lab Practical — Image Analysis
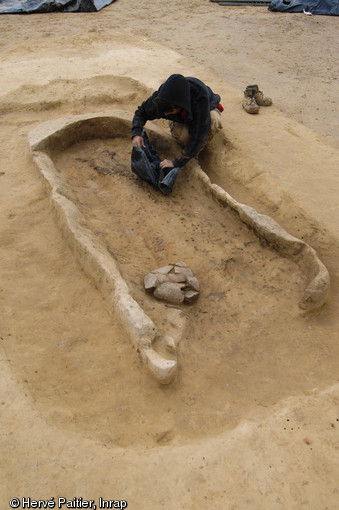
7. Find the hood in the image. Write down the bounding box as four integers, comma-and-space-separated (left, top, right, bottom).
157, 74, 191, 113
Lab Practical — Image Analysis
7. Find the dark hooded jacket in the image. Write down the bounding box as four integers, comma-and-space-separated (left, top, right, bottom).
131, 74, 221, 168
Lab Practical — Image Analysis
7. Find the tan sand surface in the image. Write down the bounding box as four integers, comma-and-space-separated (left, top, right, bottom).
0, 2, 338, 509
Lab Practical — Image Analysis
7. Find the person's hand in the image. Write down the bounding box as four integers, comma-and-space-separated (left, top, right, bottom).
160, 159, 174, 170
132, 135, 145, 148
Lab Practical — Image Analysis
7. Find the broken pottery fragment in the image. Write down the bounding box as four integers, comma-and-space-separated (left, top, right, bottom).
167, 273, 187, 283
186, 276, 200, 292
184, 290, 200, 302
174, 261, 188, 267
154, 282, 185, 304
144, 261, 200, 304
174, 266, 193, 277
152, 264, 174, 275
144, 273, 159, 290
144, 273, 168, 290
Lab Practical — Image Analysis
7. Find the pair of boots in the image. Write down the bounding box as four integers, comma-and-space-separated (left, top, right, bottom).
242, 84, 272, 114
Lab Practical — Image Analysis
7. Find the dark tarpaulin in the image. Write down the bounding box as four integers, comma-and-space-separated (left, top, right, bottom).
0, 0, 115, 13
268, 0, 339, 15
131, 130, 180, 196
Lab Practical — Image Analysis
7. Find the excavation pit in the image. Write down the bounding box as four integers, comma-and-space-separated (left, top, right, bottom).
27, 110, 330, 447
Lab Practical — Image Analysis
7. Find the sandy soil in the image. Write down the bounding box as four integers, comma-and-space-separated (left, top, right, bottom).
0, 1, 338, 509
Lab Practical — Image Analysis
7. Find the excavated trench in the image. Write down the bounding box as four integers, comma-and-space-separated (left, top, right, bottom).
25, 108, 330, 447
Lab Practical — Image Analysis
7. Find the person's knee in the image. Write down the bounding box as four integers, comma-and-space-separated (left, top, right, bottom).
210, 109, 223, 135
169, 121, 190, 147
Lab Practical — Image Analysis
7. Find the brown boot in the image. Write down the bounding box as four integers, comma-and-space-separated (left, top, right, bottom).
247, 84, 272, 106
242, 87, 260, 114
